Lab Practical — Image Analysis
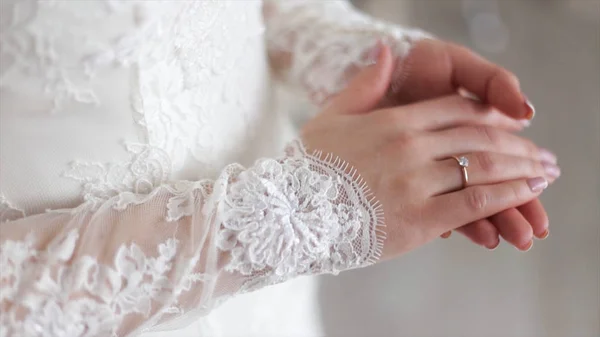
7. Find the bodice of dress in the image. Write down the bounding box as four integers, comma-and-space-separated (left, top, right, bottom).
0, 0, 279, 219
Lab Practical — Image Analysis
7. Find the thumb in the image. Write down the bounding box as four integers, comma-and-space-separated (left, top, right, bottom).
324, 42, 394, 115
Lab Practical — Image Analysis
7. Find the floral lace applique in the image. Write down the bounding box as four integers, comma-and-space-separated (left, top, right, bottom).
0, 229, 180, 337
62, 143, 171, 209
0, 139, 384, 336
217, 140, 384, 293
265, 0, 431, 104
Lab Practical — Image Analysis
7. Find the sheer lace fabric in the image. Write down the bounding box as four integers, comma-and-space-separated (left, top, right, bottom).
265, 0, 431, 105
0, 141, 383, 337
0, 1, 427, 336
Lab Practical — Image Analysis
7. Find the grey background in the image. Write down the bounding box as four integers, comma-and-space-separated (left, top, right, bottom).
318, 1, 600, 336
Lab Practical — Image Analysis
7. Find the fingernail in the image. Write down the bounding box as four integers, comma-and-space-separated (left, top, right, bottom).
524, 97, 535, 120
542, 161, 561, 179
538, 228, 549, 240
539, 148, 557, 164
366, 41, 384, 65
440, 231, 452, 239
487, 241, 500, 251
519, 240, 534, 252
527, 177, 548, 192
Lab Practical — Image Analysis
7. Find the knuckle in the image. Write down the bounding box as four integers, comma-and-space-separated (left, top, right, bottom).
465, 187, 490, 212
473, 125, 497, 145
474, 152, 496, 175
405, 173, 428, 197
508, 134, 537, 158
498, 68, 521, 88
390, 171, 428, 201
394, 131, 418, 150
509, 183, 526, 201
530, 159, 544, 176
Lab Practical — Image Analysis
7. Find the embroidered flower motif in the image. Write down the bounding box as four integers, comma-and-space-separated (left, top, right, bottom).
1, 232, 179, 337
219, 157, 342, 276
217, 141, 383, 290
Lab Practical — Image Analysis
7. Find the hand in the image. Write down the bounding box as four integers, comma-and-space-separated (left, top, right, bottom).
377, 40, 558, 249
301, 46, 557, 257
383, 38, 535, 120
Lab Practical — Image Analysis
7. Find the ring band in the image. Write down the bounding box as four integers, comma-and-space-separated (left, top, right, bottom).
451, 156, 469, 188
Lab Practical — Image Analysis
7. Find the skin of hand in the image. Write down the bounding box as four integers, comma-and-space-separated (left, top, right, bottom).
303, 46, 559, 255
373, 40, 559, 249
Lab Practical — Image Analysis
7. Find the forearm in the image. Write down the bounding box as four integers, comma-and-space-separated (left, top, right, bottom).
0, 140, 383, 336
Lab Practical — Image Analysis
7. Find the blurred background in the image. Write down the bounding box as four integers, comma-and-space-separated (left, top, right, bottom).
317, 0, 600, 336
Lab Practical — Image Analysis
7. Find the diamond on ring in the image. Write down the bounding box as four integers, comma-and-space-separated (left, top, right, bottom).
450, 155, 469, 189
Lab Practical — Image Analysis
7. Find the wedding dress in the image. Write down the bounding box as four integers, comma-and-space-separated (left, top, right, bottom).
0, 1, 428, 336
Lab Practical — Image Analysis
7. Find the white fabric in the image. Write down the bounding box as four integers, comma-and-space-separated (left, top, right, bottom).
0, 1, 426, 336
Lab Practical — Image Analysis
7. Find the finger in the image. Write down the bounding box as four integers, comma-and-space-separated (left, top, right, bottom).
455, 219, 500, 250
490, 208, 534, 251
425, 125, 542, 160
324, 42, 394, 116
425, 177, 549, 234
382, 95, 526, 132
384, 40, 533, 120
427, 152, 560, 195
517, 199, 549, 239
384, 38, 453, 104
447, 43, 533, 120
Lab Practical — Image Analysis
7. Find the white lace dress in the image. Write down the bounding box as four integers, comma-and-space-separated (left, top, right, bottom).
0, 1, 428, 336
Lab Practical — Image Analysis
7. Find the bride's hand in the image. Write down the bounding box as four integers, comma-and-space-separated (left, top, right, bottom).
302, 46, 558, 255
376, 41, 557, 249
383, 39, 535, 121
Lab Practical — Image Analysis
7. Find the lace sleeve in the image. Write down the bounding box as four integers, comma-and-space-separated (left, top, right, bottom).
264, 0, 432, 106
0, 140, 384, 337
